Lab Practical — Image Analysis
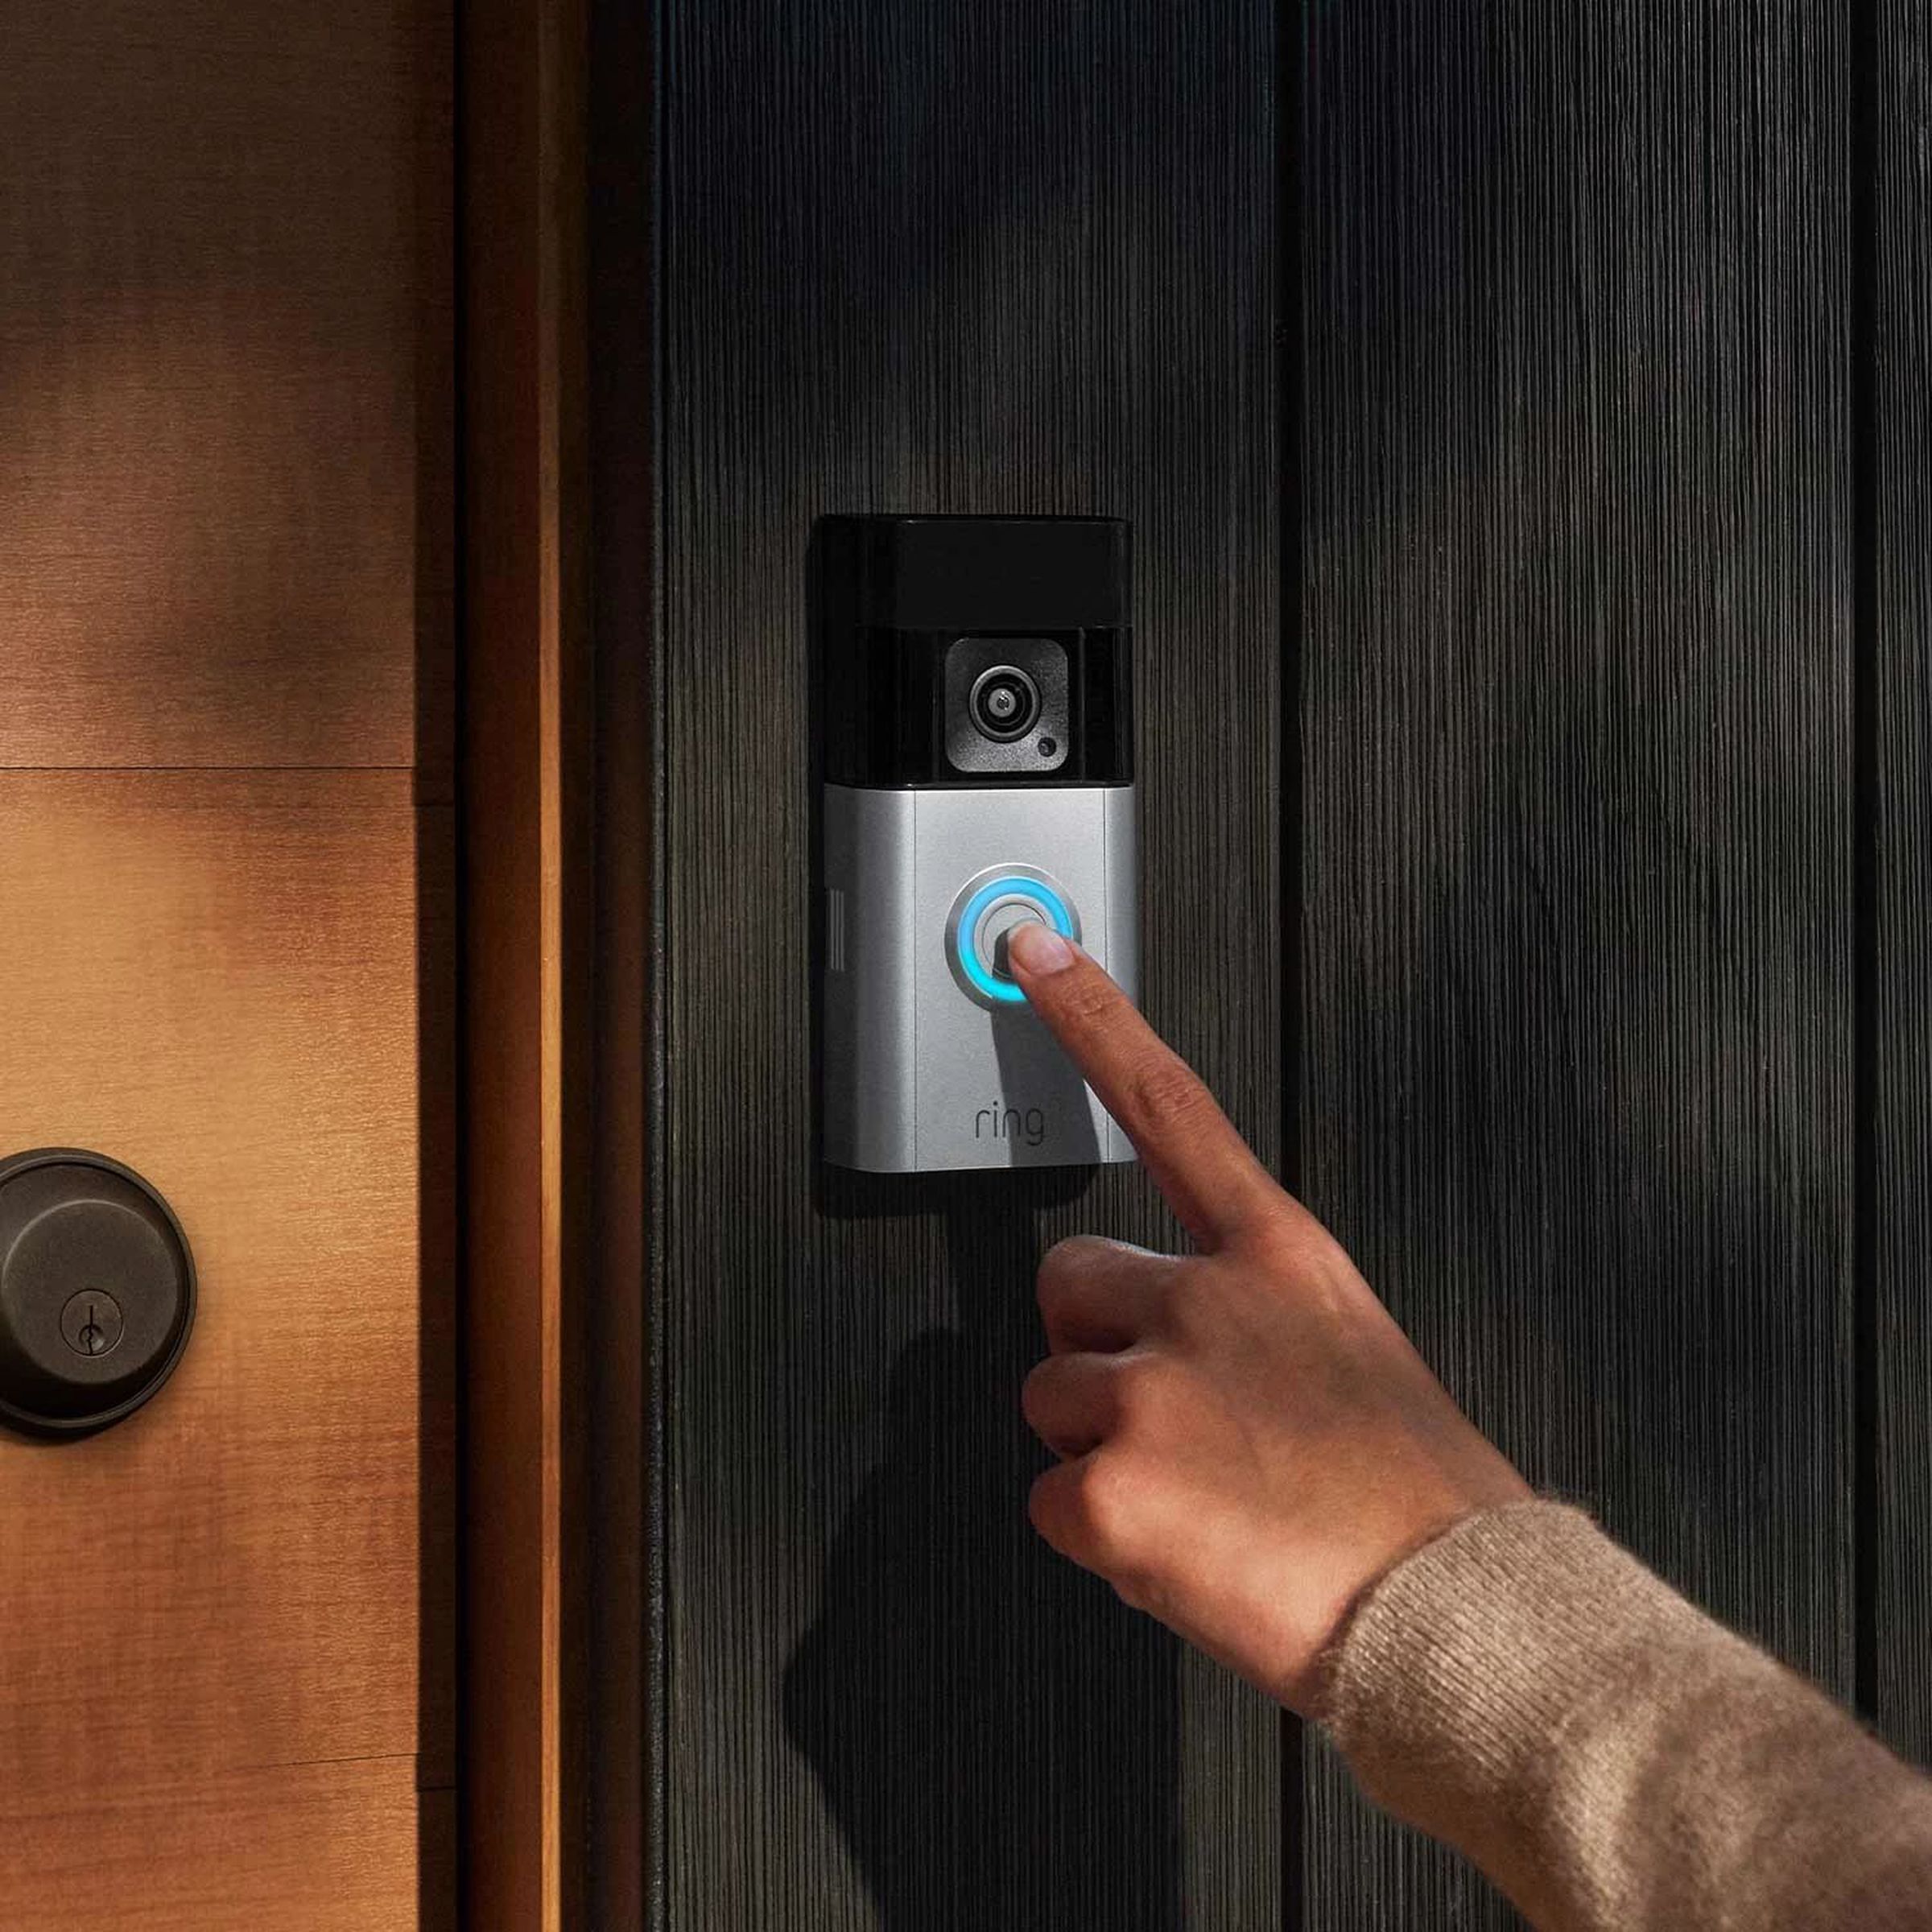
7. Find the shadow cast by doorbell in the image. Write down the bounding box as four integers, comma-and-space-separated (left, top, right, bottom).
814, 514, 1138, 1173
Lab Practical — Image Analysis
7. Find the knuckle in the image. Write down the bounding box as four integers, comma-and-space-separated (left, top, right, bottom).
1018, 1356, 1059, 1431
1069, 1452, 1143, 1561
1027, 1465, 1071, 1547
1111, 1353, 1180, 1437
1110, 1562, 1161, 1616
1166, 1277, 1236, 1356
1247, 1210, 1345, 1299
1035, 1234, 1104, 1303
1146, 1260, 1189, 1325
1127, 1052, 1214, 1137
1055, 971, 1121, 1029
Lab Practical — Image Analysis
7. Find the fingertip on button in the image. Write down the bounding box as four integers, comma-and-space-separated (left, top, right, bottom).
1005, 920, 1074, 976
988, 919, 1036, 981
945, 866, 1081, 1009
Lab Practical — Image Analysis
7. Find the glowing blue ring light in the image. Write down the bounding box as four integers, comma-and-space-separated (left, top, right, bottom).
944, 866, 1081, 1009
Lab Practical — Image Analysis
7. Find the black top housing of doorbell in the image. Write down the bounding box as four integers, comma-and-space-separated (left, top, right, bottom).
813, 515, 1133, 789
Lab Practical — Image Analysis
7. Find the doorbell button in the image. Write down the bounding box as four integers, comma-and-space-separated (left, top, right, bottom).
944, 866, 1080, 1009
979, 902, 1046, 981
971, 893, 1046, 973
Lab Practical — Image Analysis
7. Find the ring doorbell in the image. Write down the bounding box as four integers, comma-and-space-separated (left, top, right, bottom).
815, 514, 1138, 1172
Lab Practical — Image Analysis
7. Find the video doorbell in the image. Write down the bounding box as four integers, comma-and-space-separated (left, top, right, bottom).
815, 514, 1138, 1172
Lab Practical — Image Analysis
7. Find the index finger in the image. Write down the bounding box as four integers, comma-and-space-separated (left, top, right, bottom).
1004, 923, 1281, 1249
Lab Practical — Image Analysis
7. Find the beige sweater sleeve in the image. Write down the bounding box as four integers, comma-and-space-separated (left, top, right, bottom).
1318, 1501, 1932, 1930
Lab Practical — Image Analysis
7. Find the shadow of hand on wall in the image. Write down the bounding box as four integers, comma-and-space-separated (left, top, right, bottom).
783, 1200, 1179, 1931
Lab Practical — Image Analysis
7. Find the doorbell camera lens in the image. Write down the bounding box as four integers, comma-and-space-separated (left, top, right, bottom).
943, 636, 1070, 774
968, 666, 1040, 742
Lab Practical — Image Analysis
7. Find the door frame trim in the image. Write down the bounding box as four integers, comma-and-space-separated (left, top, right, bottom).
459, 0, 649, 1921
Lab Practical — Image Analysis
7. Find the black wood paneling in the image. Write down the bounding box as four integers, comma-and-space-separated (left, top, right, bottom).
654, 3, 1280, 1926
1296, 4, 1855, 1923
1872, 0, 1932, 1771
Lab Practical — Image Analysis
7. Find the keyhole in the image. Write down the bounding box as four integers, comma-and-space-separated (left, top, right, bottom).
59, 1287, 124, 1360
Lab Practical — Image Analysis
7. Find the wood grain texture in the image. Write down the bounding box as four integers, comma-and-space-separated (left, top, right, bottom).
459, 0, 591, 1923
0, 771, 432, 1918
416, 802, 460, 1796
0, 0, 451, 777
654, 2, 1279, 1926
1297, 3, 1853, 1922
1872, 0, 1932, 1771
582, 0, 654, 1914
6, 1760, 427, 1932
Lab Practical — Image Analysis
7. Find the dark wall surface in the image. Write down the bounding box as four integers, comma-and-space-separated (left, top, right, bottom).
652, 2, 1281, 1926
1297, 2, 1856, 1922
649, 1, 1927, 1926
1873, 0, 1932, 1772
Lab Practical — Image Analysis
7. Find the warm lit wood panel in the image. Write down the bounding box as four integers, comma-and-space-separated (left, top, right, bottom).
0, 772, 423, 1806
7, 1759, 423, 1931
415, 803, 459, 1795
0, 0, 450, 773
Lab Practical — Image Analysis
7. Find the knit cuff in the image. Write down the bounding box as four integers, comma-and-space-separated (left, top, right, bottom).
1314, 1499, 1932, 1930
1315, 1500, 1724, 1921
1319, 1499, 1682, 1776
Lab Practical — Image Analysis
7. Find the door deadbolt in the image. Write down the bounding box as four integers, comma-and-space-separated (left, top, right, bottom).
0, 1150, 196, 1436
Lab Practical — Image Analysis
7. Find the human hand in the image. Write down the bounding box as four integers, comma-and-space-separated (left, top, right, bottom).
1004, 922, 1531, 1716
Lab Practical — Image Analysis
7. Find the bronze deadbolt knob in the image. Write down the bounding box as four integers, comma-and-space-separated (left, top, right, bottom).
0, 1150, 196, 1436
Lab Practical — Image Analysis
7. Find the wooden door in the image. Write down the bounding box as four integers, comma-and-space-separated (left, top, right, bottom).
616, 0, 1932, 1926
0, 3, 454, 1925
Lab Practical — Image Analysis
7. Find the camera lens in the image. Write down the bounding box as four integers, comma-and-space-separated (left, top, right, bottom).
968, 666, 1041, 743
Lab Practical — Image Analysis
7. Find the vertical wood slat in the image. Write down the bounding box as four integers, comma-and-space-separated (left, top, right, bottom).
653, 2, 1280, 1926
1871, 0, 1932, 1770
581, 0, 654, 1920
1295, 3, 1854, 1922
459, 0, 590, 1923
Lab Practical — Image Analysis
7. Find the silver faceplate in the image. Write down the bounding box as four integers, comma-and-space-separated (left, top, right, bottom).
822, 783, 1137, 1172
